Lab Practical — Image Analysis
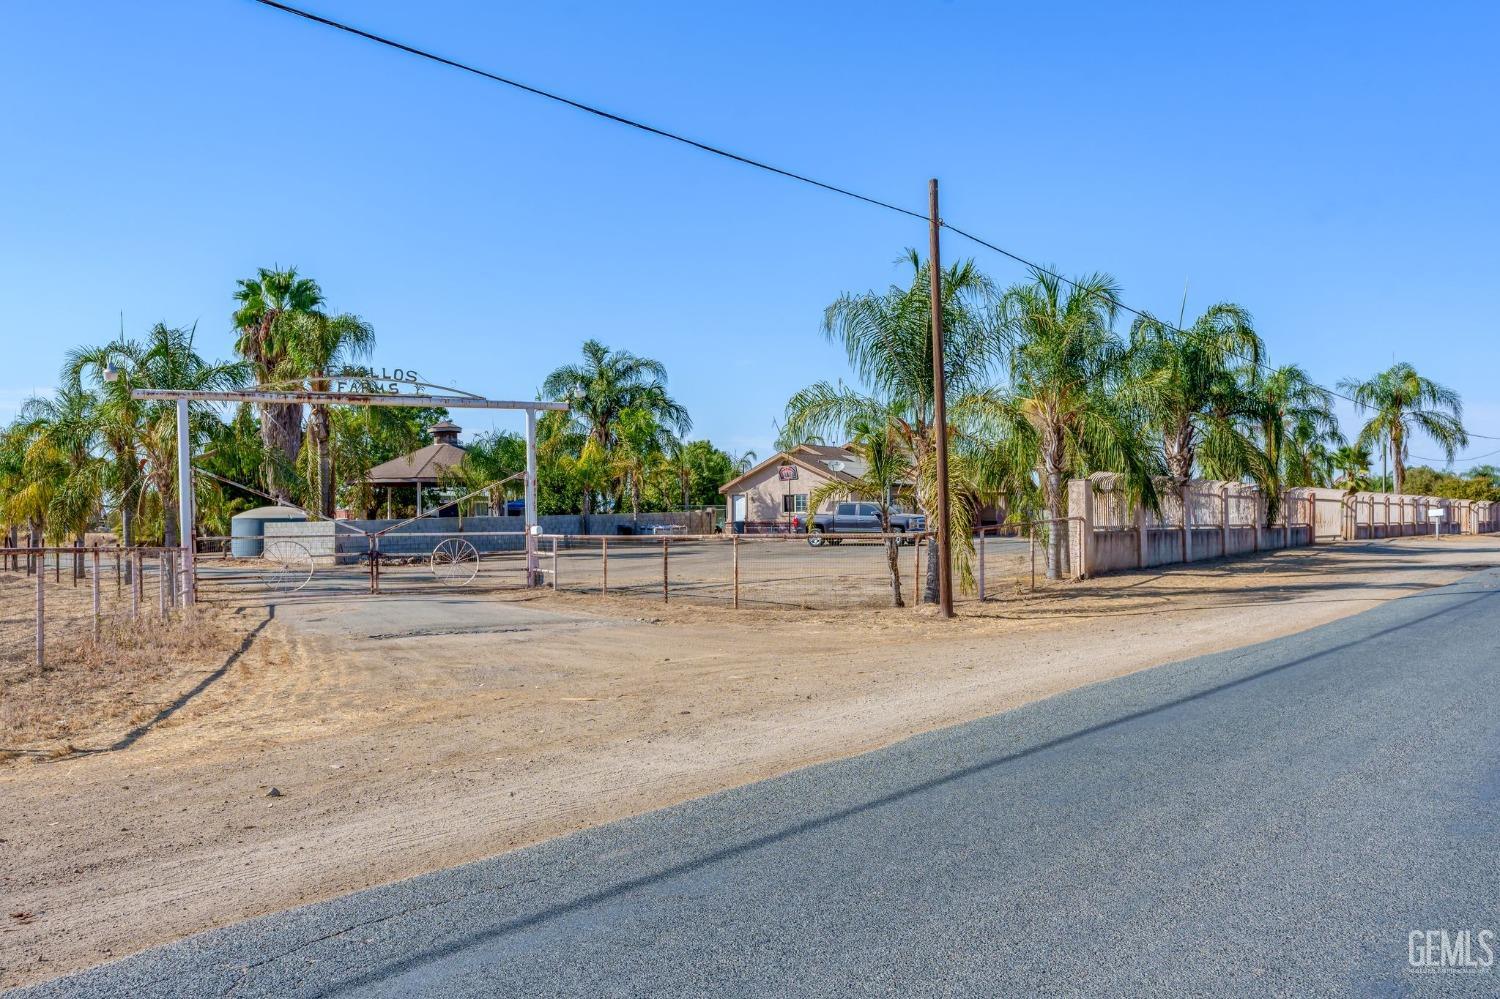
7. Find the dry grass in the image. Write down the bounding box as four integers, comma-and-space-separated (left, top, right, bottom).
0, 567, 256, 755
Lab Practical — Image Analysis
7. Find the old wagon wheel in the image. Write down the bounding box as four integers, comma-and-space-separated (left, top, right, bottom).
431, 538, 480, 586
261, 539, 314, 594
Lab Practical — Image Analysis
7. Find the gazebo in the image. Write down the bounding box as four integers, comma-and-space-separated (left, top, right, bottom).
365, 420, 468, 517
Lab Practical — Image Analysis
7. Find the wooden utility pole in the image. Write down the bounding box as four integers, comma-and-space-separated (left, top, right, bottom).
928, 178, 954, 618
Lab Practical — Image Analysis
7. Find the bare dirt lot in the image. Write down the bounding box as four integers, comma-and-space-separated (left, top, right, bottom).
3, 535, 1498, 989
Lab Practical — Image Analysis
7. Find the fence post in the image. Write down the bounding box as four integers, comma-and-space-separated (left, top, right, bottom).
1136, 502, 1148, 568
661, 538, 669, 604
732, 534, 739, 609
914, 533, 923, 595
601, 537, 609, 595
158, 553, 168, 620
977, 529, 986, 601
1181, 485, 1193, 563
1029, 526, 1036, 591
115, 549, 122, 596
1219, 485, 1230, 557
131, 551, 140, 619
92, 548, 101, 642
36, 551, 45, 670
551, 536, 559, 591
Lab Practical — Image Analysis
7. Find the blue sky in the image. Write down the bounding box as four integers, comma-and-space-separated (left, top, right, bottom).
3, 1, 1497, 469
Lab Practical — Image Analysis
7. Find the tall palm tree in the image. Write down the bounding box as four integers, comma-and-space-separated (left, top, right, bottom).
1128, 303, 1265, 483
232, 267, 325, 501
807, 413, 909, 607
1338, 362, 1467, 495
283, 311, 376, 516
65, 335, 150, 553
1254, 364, 1339, 515
542, 340, 691, 519
986, 269, 1159, 579
781, 251, 995, 602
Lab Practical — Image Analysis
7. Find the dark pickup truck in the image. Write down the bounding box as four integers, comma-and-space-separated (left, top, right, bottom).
807, 502, 925, 546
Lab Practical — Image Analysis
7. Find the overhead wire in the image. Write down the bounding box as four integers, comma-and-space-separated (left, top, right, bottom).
251, 0, 1498, 445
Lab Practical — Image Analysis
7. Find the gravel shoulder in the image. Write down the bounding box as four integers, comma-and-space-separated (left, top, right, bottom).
2, 534, 1496, 989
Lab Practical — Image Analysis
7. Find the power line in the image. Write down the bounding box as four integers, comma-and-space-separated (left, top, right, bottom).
249, 0, 926, 224
251, 0, 1500, 439
1409, 444, 1500, 464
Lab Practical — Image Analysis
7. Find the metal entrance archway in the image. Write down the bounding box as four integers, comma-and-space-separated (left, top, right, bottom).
130, 375, 569, 602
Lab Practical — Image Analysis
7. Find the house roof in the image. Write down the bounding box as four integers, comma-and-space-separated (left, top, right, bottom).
365, 441, 468, 484
717, 443, 866, 494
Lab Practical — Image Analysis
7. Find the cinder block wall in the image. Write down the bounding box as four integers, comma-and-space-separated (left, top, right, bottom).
269, 510, 713, 559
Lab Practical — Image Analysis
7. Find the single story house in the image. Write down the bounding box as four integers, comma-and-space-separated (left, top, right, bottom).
719, 443, 877, 532
718, 441, 1006, 532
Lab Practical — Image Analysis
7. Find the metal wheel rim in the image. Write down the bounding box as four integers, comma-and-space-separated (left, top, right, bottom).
431, 538, 480, 586
260, 540, 314, 594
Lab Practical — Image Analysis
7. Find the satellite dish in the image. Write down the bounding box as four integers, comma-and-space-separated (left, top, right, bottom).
826, 460, 846, 473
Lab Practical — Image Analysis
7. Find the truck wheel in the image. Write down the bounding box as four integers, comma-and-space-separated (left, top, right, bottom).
808, 528, 825, 548
891, 526, 908, 545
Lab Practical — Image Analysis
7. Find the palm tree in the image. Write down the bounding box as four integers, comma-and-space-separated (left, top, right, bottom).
728, 449, 758, 476
781, 250, 995, 602
542, 340, 691, 519
1330, 444, 1373, 493
9, 387, 105, 552
611, 408, 676, 516
65, 335, 150, 554
130, 324, 246, 544
282, 311, 376, 516
808, 413, 909, 607
232, 267, 325, 501
439, 430, 526, 515
986, 269, 1159, 579
1254, 364, 1340, 516
1128, 303, 1265, 483
1338, 362, 1467, 495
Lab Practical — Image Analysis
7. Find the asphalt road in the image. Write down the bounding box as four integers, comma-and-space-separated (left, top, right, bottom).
15, 568, 1499, 998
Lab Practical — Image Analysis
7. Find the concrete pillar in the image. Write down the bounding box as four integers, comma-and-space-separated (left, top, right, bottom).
1136, 501, 1148, 569
1219, 485, 1230, 558
1181, 484, 1192, 564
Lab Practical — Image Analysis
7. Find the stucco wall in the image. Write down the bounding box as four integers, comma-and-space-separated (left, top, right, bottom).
1067, 475, 1491, 579
724, 464, 840, 528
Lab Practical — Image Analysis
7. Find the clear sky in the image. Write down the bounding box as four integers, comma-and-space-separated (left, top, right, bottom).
3, 1, 1497, 469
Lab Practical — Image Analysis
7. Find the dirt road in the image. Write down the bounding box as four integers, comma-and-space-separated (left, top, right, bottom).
3, 535, 1496, 989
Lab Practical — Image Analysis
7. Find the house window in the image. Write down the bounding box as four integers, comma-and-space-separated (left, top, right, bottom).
783, 493, 808, 513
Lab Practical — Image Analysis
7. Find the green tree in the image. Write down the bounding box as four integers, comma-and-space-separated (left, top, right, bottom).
781, 251, 995, 602
282, 312, 376, 516
611, 408, 676, 516
807, 414, 910, 606
1254, 364, 1340, 513
9, 386, 104, 548
542, 340, 691, 518
1330, 444, 1373, 493
232, 267, 325, 502
1128, 304, 1265, 483
1338, 362, 1467, 495
986, 269, 1159, 579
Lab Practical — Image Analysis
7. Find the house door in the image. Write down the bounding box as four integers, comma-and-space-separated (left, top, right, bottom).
732, 494, 747, 524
